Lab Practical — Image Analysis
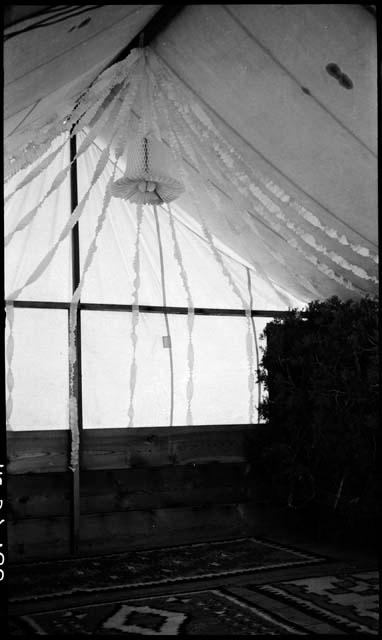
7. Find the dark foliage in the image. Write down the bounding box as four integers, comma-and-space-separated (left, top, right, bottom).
257, 296, 379, 543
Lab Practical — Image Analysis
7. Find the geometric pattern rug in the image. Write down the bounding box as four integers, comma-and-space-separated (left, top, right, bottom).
230, 571, 379, 635
9, 589, 307, 635
7, 537, 378, 635
9, 572, 379, 635
8, 536, 327, 602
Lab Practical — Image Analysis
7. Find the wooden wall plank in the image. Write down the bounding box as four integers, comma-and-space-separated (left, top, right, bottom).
8, 516, 71, 561
7, 473, 71, 519
7, 464, 265, 519
7, 426, 261, 473
7, 431, 69, 474
81, 426, 257, 470
7, 503, 262, 562
78, 503, 262, 555
80, 463, 258, 513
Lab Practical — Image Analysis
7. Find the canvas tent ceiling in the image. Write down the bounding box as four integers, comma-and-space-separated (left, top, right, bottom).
4, 5, 378, 434
4, 4, 378, 303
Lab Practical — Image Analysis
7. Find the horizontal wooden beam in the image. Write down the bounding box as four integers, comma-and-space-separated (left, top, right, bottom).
5, 300, 303, 318
7, 462, 263, 520
7, 424, 265, 474
7, 501, 264, 562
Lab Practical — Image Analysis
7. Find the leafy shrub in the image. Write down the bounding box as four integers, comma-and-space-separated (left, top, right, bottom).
257, 296, 378, 540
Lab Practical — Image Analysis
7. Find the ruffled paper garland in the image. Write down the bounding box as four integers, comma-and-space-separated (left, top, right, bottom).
5, 86, 130, 248
5, 49, 143, 182
68, 166, 118, 469
149, 50, 378, 276
172, 68, 379, 267
167, 203, 195, 426
156, 99, 256, 422
127, 204, 144, 427
153, 68, 377, 294
5, 303, 15, 430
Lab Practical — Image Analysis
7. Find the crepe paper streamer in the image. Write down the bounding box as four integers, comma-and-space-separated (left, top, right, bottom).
4, 137, 68, 205
166, 90, 375, 294
4, 49, 143, 182
164, 109, 256, 421
6, 141, 117, 303
5, 303, 15, 430
249, 197, 367, 295
153, 61, 321, 305
151, 49, 378, 266
5, 91, 126, 247
167, 203, 195, 426
162, 80, 378, 283
152, 78, 256, 420
67, 82, 135, 461
68, 169, 118, 470
183, 89, 379, 266
6, 83, 138, 303
127, 204, 144, 428
156, 73, 301, 308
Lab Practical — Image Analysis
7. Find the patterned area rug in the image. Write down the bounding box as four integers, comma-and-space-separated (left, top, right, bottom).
8, 537, 326, 602
8, 537, 378, 635
9, 572, 378, 635
232, 570, 379, 635
8, 588, 307, 635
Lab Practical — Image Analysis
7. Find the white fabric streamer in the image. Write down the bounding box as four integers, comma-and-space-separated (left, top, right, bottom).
159, 78, 376, 292
5, 303, 15, 430
68, 167, 118, 469
5, 88, 129, 247
4, 50, 143, 182
167, 203, 195, 425
128, 204, 144, 427
156, 100, 256, 421
150, 50, 377, 270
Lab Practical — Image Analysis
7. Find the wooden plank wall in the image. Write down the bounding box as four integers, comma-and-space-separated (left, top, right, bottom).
7, 425, 269, 561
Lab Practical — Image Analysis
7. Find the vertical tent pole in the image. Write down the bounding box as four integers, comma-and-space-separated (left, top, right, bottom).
153, 205, 174, 426
246, 268, 262, 417
69, 132, 83, 554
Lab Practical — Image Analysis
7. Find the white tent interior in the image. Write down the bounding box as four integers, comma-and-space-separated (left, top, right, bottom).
4, 4, 378, 438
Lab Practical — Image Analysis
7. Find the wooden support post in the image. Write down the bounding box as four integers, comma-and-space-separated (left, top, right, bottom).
69, 132, 83, 555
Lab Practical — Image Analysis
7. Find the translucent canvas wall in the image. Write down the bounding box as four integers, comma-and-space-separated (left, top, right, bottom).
5, 134, 302, 430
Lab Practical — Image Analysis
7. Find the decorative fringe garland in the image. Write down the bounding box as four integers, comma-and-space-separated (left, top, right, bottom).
5, 137, 68, 205
165, 61, 378, 266
149, 73, 256, 421
149, 50, 378, 272
160, 96, 255, 420
4, 49, 143, 181
128, 204, 144, 427
6, 78, 136, 303
68, 166, 118, 470
5, 303, 15, 430
167, 203, 195, 426
5, 85, 129, 248
156, 75, 375, 294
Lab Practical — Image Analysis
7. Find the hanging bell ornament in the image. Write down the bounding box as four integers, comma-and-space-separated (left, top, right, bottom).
111, 135, 185, 205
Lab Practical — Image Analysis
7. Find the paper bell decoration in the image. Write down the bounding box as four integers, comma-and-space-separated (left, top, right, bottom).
111, 135, 185, 204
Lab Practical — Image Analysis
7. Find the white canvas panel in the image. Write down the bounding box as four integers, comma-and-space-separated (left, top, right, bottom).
5, 134, 72, 302
81, 311, 171, 428
169, 315, 255, 426
76, 134, 301, 310
5, 308, 69, 430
